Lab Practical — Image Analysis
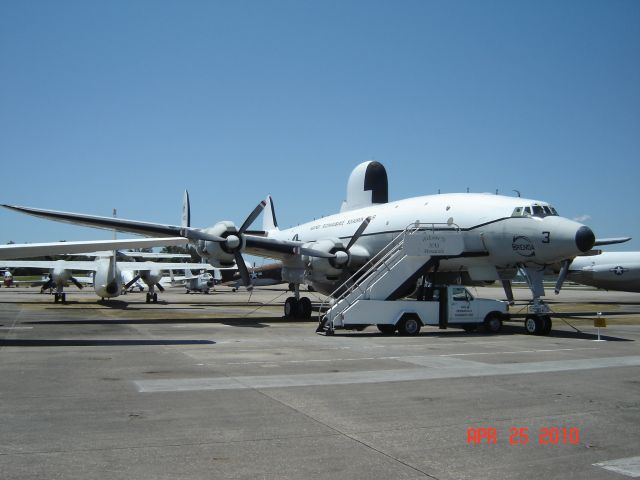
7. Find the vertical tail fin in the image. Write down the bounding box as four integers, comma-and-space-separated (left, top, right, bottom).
262, 195, 279, 232
182, 190, 191, 228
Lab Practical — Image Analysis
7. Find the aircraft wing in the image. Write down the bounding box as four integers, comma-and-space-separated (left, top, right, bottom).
0, 237, 188, 260
2, 204, 183, 237
2, 204, 334, 261
61, 251, 193, 259
0, 260, 98, 270
117, 262, 213, 271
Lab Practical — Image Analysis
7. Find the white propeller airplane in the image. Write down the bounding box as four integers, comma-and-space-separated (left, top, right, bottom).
2, 162, 629, 317
0, 254, 210, 303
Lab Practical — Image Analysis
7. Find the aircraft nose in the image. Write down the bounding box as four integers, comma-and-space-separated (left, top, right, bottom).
575, 226, 595, 252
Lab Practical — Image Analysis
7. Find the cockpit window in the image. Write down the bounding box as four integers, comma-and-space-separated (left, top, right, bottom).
532, 205, 545, 217
513, 205, 560, 218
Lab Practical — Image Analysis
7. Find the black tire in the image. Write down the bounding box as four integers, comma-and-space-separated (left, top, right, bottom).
61, 293, 66, 304
54, 294, 59, 304
298, 297, 312, 320
284, 297, 298, 318
541, 315, 552, 335
377, 324, 396, 334
153, 293, 158, 303
524, 315, 544, 335
146, 293, 151, 304
483, 313, 502, 334
398, 314, 422, 336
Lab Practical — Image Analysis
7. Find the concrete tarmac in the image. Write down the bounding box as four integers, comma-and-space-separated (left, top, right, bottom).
0, 285, 639, 479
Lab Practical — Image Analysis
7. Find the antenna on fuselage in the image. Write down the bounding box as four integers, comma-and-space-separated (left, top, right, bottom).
112, 208, 117, 240
513, 189, 521, 198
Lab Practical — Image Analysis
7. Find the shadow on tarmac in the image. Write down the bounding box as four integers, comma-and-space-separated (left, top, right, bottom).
334, 323, 634, 341
22, 316, 308, 327
0, 339, 216, 347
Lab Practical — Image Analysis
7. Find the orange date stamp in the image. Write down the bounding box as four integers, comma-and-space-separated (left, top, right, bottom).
467, 427, 580, 445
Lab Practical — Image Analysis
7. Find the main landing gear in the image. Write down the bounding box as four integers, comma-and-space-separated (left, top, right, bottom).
146, 292, 158, 303
284, 284, 313, 320
53, 293, 66, 303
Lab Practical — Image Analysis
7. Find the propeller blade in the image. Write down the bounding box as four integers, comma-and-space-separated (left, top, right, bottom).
70, 277, 84, 290
239, 200, 267, 234
180, 227, 225, 243
156, 282, 165, 292
40, 278, 54, 291
234, 252, 253, 290
554, 259, 572, 295
125, 274, 141, 290
346, 216, 372, 251
501, 280, 514, 305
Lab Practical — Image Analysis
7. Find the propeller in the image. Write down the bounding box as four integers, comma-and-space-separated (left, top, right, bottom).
156, 282, 165, 293
70, 277, 84, 290
125, 274, 141, 290
554, 259, 573, 295
501, 280, 515, 305
332, 217, 372, 266
40, 275, 54, 292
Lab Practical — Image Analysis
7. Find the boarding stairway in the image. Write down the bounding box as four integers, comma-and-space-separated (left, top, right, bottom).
317, 222, 465, 334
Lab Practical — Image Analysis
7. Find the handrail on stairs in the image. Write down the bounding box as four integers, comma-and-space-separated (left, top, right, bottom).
318, 222, 460, 324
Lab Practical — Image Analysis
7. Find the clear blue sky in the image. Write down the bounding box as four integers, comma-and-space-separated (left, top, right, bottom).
1, 0, 639, 250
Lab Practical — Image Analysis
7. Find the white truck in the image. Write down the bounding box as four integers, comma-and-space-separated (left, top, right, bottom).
325, 285, 509, 335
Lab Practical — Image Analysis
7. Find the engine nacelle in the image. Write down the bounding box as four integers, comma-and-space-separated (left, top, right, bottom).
304, 238, 370, 281
194, 221, 243, 267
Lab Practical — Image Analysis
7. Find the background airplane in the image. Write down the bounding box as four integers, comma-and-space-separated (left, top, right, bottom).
0, 254, 210, 303
558, 251, 640, 293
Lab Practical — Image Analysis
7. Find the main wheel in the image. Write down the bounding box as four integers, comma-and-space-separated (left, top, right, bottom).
146, 293, 151, 304
377, 324, 396, 334
297, 297, 312, 320
541, 315, 552, 335
284, 297, 298, 318
54, 294, 59, 304
483, 314, 502, 334
61, 293, 66, 304
398, 314, 421, 336
524, 315, 544, 335
153, 293, 158, 303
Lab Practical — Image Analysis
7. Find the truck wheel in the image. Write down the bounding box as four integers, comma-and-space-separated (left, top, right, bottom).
524, 315, 543, 335
377, 324, 396, 334
483, 314, 502, 334
398, 314, 421, 336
